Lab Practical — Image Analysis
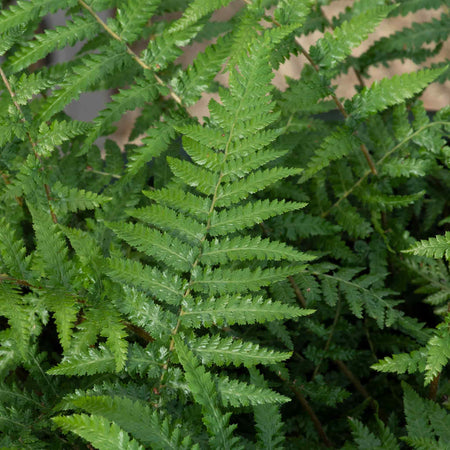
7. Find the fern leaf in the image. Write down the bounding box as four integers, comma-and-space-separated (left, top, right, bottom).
53, 413, 145, 450
310, 5, 394, 73
188, 335, 292, 367
191, 265, 307, 295
371, 350, 427, 375
67, 394, 193, 449
200, 235, 313, 265
39, 43, 130, 121
11, 72, 54, 105
128, 204, 206, 243
215, 167, 302, 207
0, 218, 30, 278
47, 345, 117, 376
424, 323, 450, 385
175, 336, 241, 449
143, 188, 211, 219
0, 0, 76, 35
181, 295, 314, 328
36, 120, 91, 157
403, 232, 450, 261
117, 0, 161, 43
81, 77, 159, 153
209, 199, 306, 236
348, 418, 385, 449
106, 257, 184, 306
0, 25, 25, 56
300, 129, 360, 182
6, 15, 99, 74
216, 374, 289, 408
250, 367, 285, 449
350, 67, 447, 119
106, 221, 195, 272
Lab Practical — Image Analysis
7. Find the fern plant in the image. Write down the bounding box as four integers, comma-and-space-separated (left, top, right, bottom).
0, 0, 450, 447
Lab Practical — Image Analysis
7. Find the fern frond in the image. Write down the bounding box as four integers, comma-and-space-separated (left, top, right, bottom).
106, 221, 195, 272
175, 337, 241, 449
47, 345, 117, 376
200, 235, 313, 265
181, 295, 314, 328
0, 25, 25, 56
191, 265, 307, 295
117, 0, 161, 43
424, 320, 450, 385
81, 77, 159, 153
107, 257, 184, 306
403, 232, 450, 261
66, 394, 193, 449
53, 413, 145, 450
6, 15, 99, 74
188, 335, 291, 367
0, 0, 76, 35
217, 375, 289, 408
250, 367, 285, 449
349, 67, 447, 119
310, 5, 394, 73
0, 218, 30, 278
39, 43, 130, 121
371, 350, 427, 376
209, 199, 306, 236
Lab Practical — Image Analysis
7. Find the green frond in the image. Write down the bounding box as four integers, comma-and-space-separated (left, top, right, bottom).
106, 257, 184, 306
171, 34, 232, 106
127, 121, 176, 173
117, 0, 161, 43
403, 232, 450, 260
0, 0, 76, 35
299, 129, 360, 182
39, 43, 130, 121
402, 382, 450, 446
371, 350, 427, 376
215, 167, 302, 208
82, 77, 159, 153
349, 67, 447, 120
175, 336, 241, 449
52, 413, 145, 450
393, 0, 444, 16
209, 199, 306, 236
36, 120, 91, 157
274, 0, 314, 28
191, 265, 307, 295
424, 321, 450, 385
143, 188, 211, 219
167, 157, 219, 196
250, 367, 285, 449
181, 295, 314, 328
128, 204, 206, 243
47, 345, 117, 376
10, 72, 54, 105
362, 190, 426, 211
188, 335, 292, 367
310, 5, 394, 73
117, 286, 177, 340
106, 221, 195, 272
200, 235, 313, 265
217, 375, 289, 408
66, 394, 193, 449
0, 25, 26, 56
0, 218, 30, 278
51, 181, 111, 214
6, 15, 99, 74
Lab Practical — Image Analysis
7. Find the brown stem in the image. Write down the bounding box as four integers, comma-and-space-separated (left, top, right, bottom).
429, 373, 441, 401
78, 0, 182, 105
288, 276, 307, 308
0, 67, 57, 223
278, 373, 333, 447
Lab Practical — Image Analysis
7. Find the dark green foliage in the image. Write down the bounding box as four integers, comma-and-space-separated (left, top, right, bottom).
0, 0, 449, 447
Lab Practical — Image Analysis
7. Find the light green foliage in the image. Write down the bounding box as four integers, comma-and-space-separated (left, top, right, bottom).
0, 0, 449, 448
